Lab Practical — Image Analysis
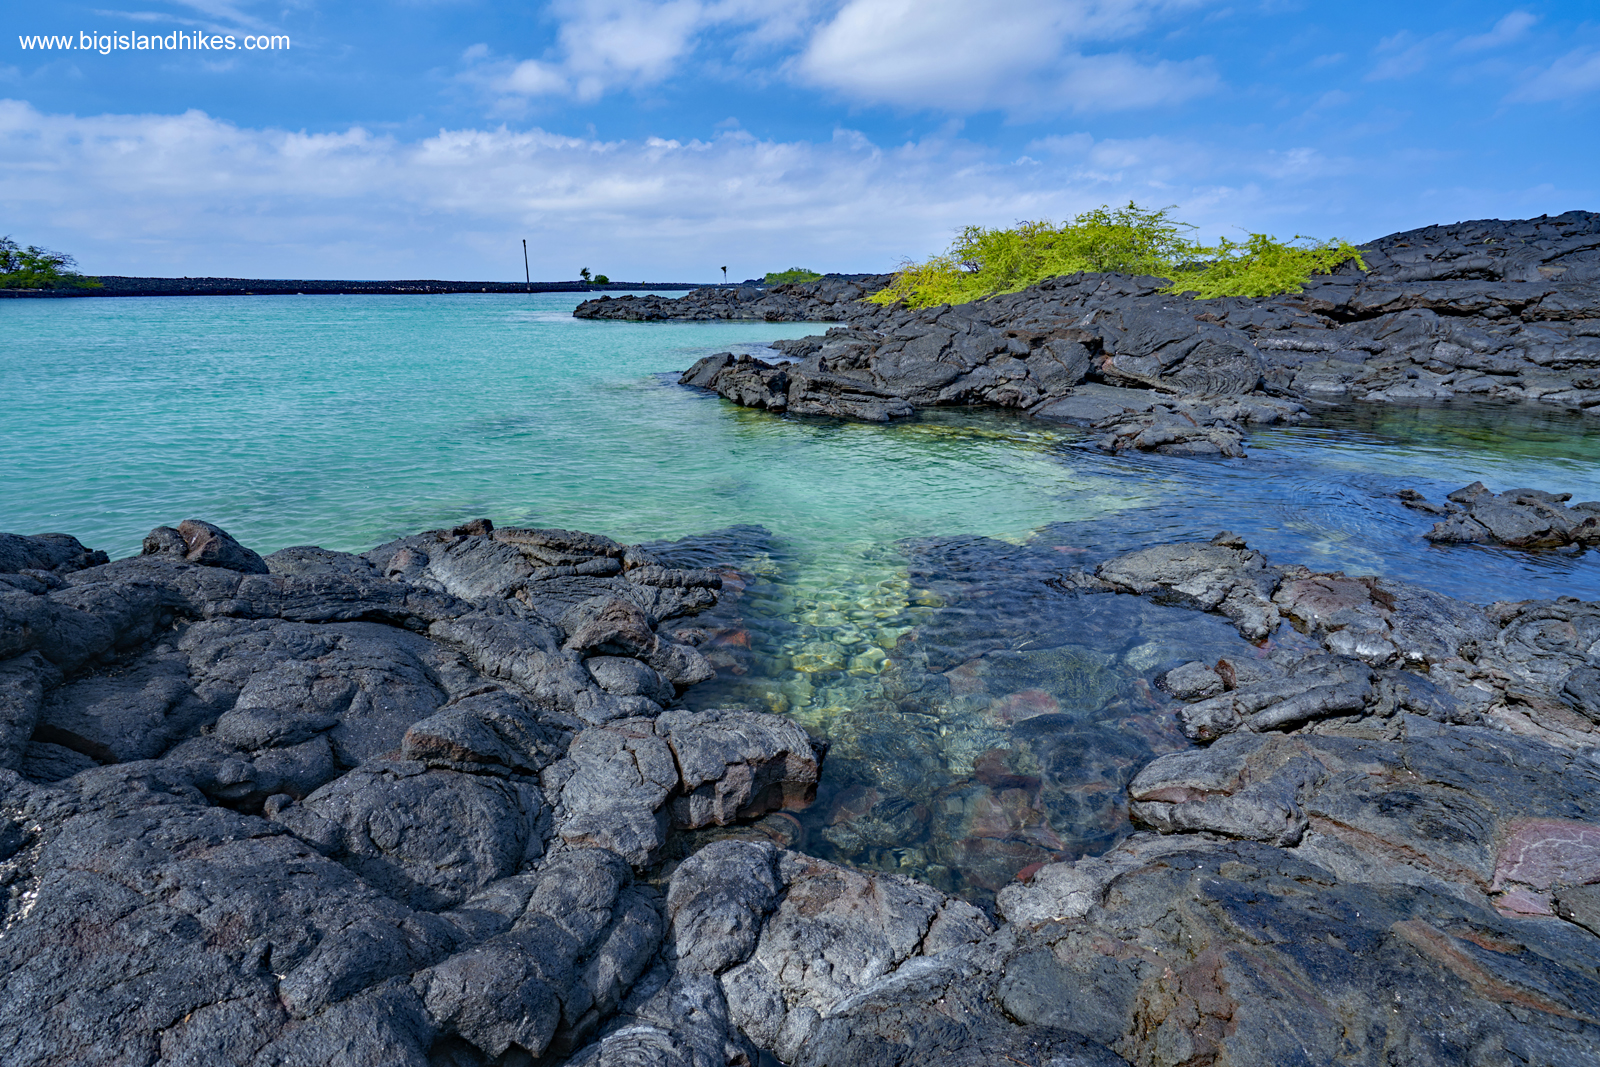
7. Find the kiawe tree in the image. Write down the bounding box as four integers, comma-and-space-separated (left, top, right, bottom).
0, 236, 100, 289
764, 268, 823, 285
866, 203, 1364, 309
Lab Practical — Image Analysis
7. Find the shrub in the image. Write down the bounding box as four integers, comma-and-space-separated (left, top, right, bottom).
764, 267, 823, 285
1163, 233, 1367, 299
0, 236, 100, 289
594, 274, 610, 284
864, 203, 1363, 308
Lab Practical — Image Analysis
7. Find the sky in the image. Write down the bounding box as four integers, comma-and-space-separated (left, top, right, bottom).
2, 0, 1598, 282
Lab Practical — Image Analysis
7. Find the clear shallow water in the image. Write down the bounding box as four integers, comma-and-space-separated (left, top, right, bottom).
1, 294, 1127, 558
6, 293, 1600, 901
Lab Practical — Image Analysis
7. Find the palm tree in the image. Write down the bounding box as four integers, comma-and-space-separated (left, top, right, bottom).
721, 266, 727, 285
579, 267, 592, 283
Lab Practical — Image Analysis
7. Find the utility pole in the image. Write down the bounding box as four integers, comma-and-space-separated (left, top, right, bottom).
523, 240, 530, 292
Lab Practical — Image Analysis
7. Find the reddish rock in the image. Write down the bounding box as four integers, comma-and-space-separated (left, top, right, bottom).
990, 688, 1061, 725
1491, 817, 1600, 891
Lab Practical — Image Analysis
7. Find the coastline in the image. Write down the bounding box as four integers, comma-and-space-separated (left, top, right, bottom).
0, 276, 714, 298
4, 511, 1600, 1064
607, 212, 1600, 464
5, 212, 1600, 1064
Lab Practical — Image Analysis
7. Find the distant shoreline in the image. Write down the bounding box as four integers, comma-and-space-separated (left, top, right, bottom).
0, 276, 716, 298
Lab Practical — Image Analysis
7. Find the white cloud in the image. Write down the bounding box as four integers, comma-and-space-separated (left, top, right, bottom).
1455, 10, 1537, 53
1053, 51, 1218, 112
1024, 132, 1350, 215
476, 0, 818, 103
2, 98, 1376, 282
12, 97, 1569, 285
94, 0, 279, 34
1508, 47, 1600, 102
474, 0, 1217, 115
793, 0, 1217, 112
550, 0, 708, 97
0, 99, 1038, 278
503, 59, 570, 97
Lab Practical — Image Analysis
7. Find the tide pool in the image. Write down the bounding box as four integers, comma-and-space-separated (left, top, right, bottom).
6, 291, 1600, 899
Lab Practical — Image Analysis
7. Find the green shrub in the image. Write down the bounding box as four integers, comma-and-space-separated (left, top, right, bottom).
594, 274, 610, 284
864, 203, 1363, 308
1163, 233, 1366, 299
764, 267, 823, 285
0, 236, 99, 289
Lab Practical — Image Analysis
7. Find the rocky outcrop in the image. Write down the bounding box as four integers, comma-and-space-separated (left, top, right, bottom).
1089, 530, 1599, 744
660, 213, 1600, 455
8, 516, 1600, 1066
574, 274, 893, 323
1406, 480, 1600, 549
728, 531, 1600, 1066
0, 521, 824, 1066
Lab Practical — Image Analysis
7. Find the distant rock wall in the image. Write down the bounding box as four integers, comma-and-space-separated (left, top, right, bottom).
4, 278, 706, 298
575, 273, 892, 323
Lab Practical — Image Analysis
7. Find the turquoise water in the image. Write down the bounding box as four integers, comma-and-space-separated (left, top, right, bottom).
6, 292, 1600, 900
2, 293, 1132, 559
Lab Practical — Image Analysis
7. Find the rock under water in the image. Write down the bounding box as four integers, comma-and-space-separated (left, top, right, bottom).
4, 511, 1600, 1065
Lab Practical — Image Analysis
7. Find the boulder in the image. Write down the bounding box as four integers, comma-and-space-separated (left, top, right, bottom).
140, 519, 272, 574
1421, 481, 1600, 549
656, 708, 822, 829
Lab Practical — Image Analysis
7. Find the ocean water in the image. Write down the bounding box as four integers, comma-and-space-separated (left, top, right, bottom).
6, 292, 1600, 899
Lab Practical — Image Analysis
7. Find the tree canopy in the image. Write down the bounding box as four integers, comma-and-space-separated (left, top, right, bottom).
763, 267, 823, 285
864, 203, 1364, 309
0, 237, 100, 289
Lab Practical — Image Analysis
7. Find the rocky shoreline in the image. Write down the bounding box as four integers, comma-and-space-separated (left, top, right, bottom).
5, 210, 1600, 1065
575, 212, 1600, 459
5, 502, 1600, 1065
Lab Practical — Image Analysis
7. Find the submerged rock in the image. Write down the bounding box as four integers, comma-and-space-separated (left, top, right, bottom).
6, 515, 1600, 1065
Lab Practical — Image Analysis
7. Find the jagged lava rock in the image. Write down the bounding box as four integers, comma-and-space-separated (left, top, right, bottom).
654, 213, 1600, 459
8, 515, 1600, 1065
1414, 480, 1600, 549
0, 518, 828, 1066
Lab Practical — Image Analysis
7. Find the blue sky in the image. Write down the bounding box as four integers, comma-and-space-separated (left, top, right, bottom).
3, 1, 1597, 281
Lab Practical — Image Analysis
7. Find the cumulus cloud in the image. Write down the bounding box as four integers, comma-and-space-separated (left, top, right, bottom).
793, 0, 1218, 112
0, 99, 1051, 278
0, 99, 1369, 281
473, 0, 1217, 115
475, 0, 816, 103
1508, 47, 1600, 103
